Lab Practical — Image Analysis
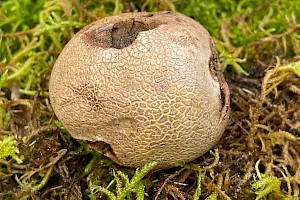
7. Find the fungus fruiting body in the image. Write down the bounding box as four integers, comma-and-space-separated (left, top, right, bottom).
49, 11, 230, 169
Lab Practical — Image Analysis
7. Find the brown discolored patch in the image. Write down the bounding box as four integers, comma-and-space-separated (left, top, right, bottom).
70, 83, 103, 111
84, 18, 162, 49
209, 39, 230, 123
208, 39, 221, 80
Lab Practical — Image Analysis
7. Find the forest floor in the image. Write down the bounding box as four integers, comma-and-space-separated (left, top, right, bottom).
0, 0, 300, 199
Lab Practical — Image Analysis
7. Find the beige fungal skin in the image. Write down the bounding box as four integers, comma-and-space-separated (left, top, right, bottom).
49, 11, 230, 169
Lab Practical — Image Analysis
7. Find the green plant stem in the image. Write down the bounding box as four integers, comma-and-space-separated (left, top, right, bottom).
31, 165, 54, 191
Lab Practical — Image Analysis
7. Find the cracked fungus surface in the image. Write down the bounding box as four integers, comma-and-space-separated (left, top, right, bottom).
49, 12, 228, 169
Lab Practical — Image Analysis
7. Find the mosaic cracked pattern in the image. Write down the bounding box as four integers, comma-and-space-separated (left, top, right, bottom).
49, 12, 228, 169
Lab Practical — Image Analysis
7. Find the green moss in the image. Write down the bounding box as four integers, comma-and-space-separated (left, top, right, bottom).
176, 0, 300, 72
1, 0, 299, 199
0, 136, 23, 164
89, 161, 157, 200
252, 175, 288, 200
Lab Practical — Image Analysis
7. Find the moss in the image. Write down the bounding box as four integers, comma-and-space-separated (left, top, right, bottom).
0, 136, 23, 164
0, 0, 300, 199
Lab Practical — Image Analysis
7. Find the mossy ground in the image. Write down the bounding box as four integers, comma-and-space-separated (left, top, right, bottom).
1, 0, 300, 199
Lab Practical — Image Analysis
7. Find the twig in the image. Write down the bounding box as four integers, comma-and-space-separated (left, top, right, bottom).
154, 168, 185, 200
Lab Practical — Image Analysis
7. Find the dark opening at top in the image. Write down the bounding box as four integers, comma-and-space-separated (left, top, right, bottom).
84, 18, 162, 49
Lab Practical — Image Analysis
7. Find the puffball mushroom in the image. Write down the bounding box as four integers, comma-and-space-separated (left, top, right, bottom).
49, 11, 230, 169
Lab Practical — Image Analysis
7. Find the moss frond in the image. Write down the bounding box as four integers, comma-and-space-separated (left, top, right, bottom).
89, 161, 157, 200
0, 135, 23, 164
